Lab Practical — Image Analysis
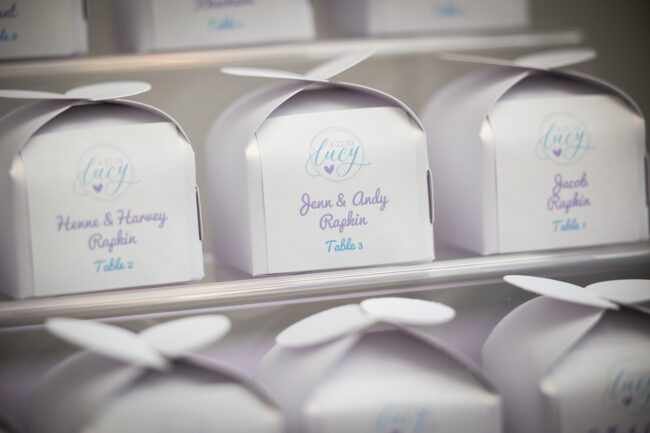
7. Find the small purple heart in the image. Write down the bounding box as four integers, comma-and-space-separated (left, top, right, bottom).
324, 165, 335, 174
92, 184, 103, 193
553, 148, 562, 157
622, 396, 632, 407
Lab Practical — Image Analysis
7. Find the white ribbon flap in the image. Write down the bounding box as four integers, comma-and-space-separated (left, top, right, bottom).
360, 297, 455, 326
46, 318, 168, 370
0, 81, 151, 101
139, 315, 231, 358
504, 275, 619, 310
440, 48, 597, 71
277, 304, 375, 349
221, 67, 319, 82
514, 48, 597, 69
221, 50, 375, 83
276, 298, 456, 349
46, 314, 232, 370
586, 280, 650, 312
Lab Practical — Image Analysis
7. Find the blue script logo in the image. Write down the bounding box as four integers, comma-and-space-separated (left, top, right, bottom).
73, 145, 139, 200
536, 113, 594, 164
305, 126, 371, 182
433, 2, 464, 17
375, 404, 436, 433
603, 359, 650, 415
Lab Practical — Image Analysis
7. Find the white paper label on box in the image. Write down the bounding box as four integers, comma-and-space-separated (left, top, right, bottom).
488, 95, 646, 252
150, 0, 312, 50
256, 107, 423, 273
22, 122, 193, 296
370, 0, 527, 33
0, 0, 74, 58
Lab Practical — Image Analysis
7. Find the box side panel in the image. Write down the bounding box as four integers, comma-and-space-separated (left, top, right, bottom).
205, 122, 256, 275
422, 92, 493, 255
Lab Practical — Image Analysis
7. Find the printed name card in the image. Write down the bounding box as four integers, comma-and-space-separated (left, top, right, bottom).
22, 122, 197, 296
489, 95, 646, 251
257, 107, 427, 273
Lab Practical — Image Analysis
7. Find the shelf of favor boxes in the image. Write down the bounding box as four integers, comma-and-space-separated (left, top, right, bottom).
0, 240, 648, 328
0, 29, 583, 77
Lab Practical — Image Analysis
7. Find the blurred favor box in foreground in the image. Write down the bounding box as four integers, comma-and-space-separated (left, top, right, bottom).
421, 49, 649, 255
0, 0, 87, 60
113, 0, 315, 52
0, 82, 203, 298
29, 316, 285, 433
256, 298, 502, 433
205, 52, 434, 275
483, 276, 650, 433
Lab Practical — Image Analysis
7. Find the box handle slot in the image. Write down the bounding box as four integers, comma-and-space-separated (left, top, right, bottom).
643, 153, 650, 206
427, 169, 433, 225
195, 186, 203, 241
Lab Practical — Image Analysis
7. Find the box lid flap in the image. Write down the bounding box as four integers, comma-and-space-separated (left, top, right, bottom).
484, 276, 631, 380
214, 50, 425, 159
586, 279, 650, 314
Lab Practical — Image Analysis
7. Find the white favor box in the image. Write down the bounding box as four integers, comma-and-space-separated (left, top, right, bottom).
421, 49, 649, 255
316, 0, 528, 37
29, 316, 285, 433
0, 82, 203, 298
256, 298, 502, 433
113, 0, 314, 52
205, 52, 434, 275
0, 0, 87, 60
483, 276, 650, 433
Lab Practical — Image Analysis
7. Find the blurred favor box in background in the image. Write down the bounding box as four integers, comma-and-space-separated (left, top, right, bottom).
315, 0, 528, 37
113, 0, 315, 52
0, 0, 87, 60
0, 82, 203, 298
421, 49, 649, 255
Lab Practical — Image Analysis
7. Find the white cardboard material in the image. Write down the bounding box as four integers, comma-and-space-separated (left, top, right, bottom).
587, 279, 650, 308
256, 298, 501, 433
205, 53, 434, 275
113, 0, 314, 52
421, 49, 649, 255
483, 276, 650, 433
316, 0, 528, 37
0, 0, 87, 60
29, 316, 285, 433
0, 83, 204, 298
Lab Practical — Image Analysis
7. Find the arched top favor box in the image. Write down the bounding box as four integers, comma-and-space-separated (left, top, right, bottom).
421, 49, 649, 255
0, 82, 203, 298
205, 52, 434, 275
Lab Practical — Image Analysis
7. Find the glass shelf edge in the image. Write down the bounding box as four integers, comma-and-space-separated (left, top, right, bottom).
0, 240, 647, 328
0, 29, 583, 77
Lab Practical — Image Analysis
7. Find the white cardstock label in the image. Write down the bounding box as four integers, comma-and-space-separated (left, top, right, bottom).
22, 122, 193, 296
488, 95, 647, 252
151, 0, 312, 49
0, 0, 74, 58
257, 107, 425, 273
371, 0, 527, 33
